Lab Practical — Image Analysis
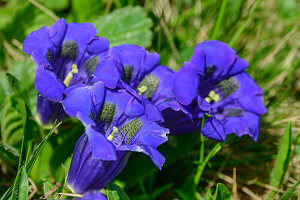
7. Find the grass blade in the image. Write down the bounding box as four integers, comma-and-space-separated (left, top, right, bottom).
11, 166, 28, 200
26, 121, 61, 174
194, 142, 224, 185
106, 182, 130, 200
210, 0, 228, 40
279, 180, 300, 200
269, 122, 293, 199
215, 183, 231, 200
228, 0, 260, 47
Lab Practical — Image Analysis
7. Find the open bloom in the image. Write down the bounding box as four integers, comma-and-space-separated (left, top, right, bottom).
173, 41, 266, 141
23, 19, 109, 124
79, 191, 106, 200
62, 82, 168, 193
90, 44, 196, 133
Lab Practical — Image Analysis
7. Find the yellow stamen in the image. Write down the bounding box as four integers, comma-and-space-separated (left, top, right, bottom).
205, 90, 220, 103
204, 97, 211, 103
107, 126, 118, 141
63, 64, 78, 87
138, 85, 147, 95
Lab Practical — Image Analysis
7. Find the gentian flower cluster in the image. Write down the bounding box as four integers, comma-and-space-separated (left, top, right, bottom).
62, 82, 168, 193
173, 41, 267, 141
23, 19, 266, 197
23, 19, 109, 124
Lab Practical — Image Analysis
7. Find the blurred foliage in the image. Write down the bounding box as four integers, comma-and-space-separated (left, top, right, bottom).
0, 0, 299, 199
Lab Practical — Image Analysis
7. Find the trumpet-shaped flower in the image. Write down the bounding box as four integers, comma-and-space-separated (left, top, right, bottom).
62, 82, 168, 193
173, 41, 267, 141
23, 19, 109, 124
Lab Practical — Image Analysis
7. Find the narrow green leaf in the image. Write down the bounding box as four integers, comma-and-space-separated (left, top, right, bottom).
215, 183, 231, 200
0, 142, 19, 165
26, 121, 60, 174
106, 182, 130, 200
210, 0, 228, 40
279, 180, 300, 200
194, 142, 224, 185
5, 73, 23, 99
0, 187, 12, 200
11, 166, 28, 200
269, 122, 293, 199
229, 0, 260, 47
1, 94, 27, 147
93, 6, 153, 47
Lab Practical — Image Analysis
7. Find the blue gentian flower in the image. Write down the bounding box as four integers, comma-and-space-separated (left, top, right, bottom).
90, 44, 194, 133
173, 40, 267, 141
23, 19, 109, 124
79, 191, 106, 200
62, 81, 168, 193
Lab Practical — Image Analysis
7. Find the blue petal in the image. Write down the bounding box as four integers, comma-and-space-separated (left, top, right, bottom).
188, 48, 206, 74
124, 97, 145, 117
33, 52, 65, 102
202, 117, 226, 141
37, 95, 66, 124
111, 44, 160, 87
91, 56, 121, 89
62, 86, 94, 117
62, 82, 105, 117
49, 19, 67, 47
23, 26, 55, 56
173, 62, 200, 105
117, 145, 165, 169
86, 126, 117, 161
86, 36, 110, 54
131, 115, 168, 148
144, 102, 165, 122
224, 111, 261, 141
150, 65, 175, 103
81, 191, 106, 200
63, 22, 97, 63
194, 40, 237, 79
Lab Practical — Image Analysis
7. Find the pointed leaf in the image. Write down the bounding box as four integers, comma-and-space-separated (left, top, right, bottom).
215, 183, 231, 200
269, 122, 292, 199
93, 6, 153, 47
106, 182, 130, 200
11, 166, 28, 200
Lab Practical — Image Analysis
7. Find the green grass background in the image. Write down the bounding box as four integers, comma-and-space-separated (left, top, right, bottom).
0, 0, 299, 199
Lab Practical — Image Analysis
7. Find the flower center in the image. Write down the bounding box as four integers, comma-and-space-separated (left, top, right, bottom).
63, 64, 78, 87
205, 90, 220, 103
107, 126, 118, 141
122, 65, 134, 84
137, 73, 160, 100
138, 85, 147, 95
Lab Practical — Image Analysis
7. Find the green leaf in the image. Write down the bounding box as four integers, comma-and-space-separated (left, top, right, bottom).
71, 0, 104, 22
2, 3, 37, 41
93, 6, 153, 47
37, 0, 69, 11
0, 142, 19, 166
26, 121, 60, 175
215, 183, 231, 200
43, 180, 54, 195
276, 0, 300, 18
106, 182, 130, 200
269, 122, 293, 199
5, 73, 23, 100
279, 180, 300, 200
11, 166, 28, 200
1, 94, 27, 147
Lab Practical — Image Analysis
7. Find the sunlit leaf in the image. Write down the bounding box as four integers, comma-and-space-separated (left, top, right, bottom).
93, 6, 153, 47
11, 166, 28, 200
215, 183, 231, 200
269, 122, 292, 199
107, 182, 130, 200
